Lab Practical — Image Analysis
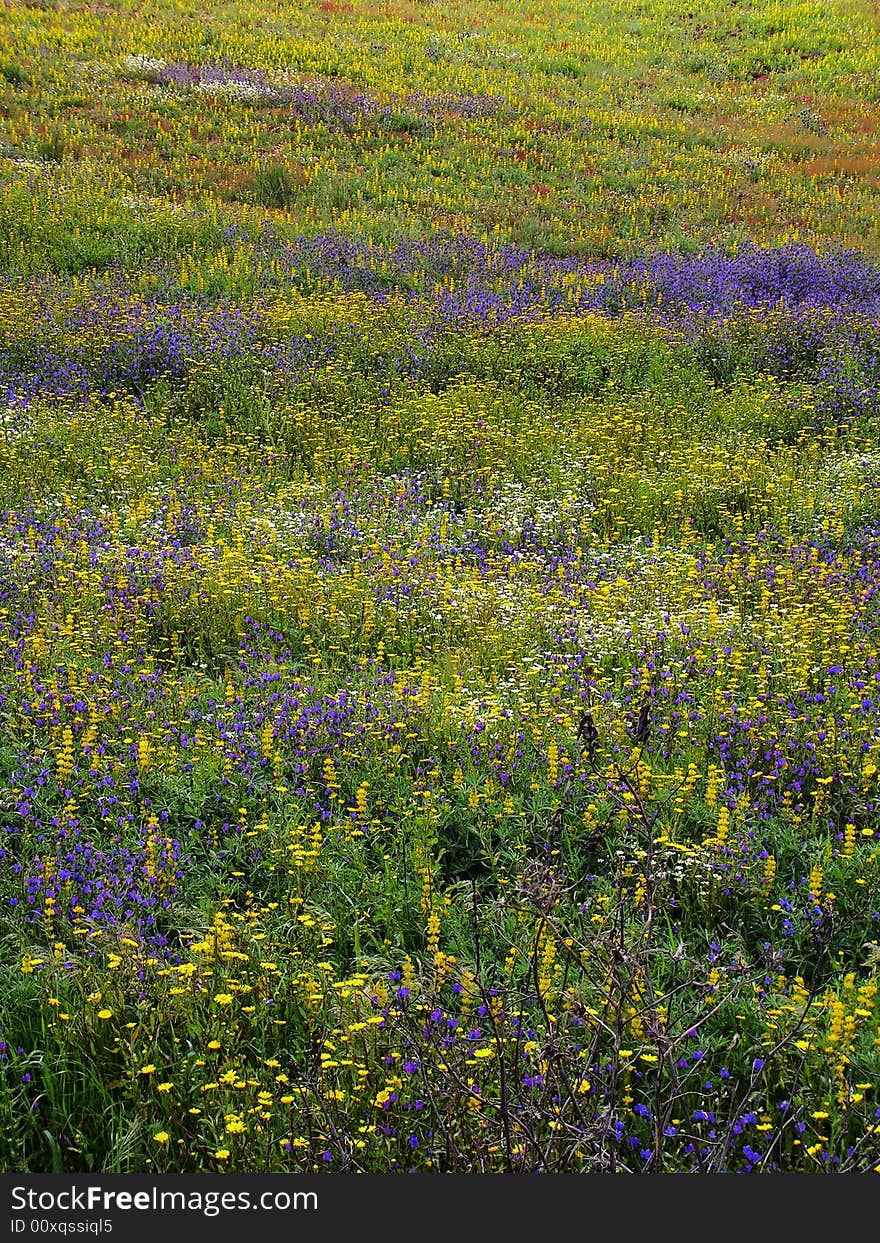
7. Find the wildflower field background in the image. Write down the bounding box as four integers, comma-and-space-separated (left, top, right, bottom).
2, 0, 880, 1174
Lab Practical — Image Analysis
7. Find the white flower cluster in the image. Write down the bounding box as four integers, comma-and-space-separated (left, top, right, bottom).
193, 79, 273, 103
123, 54, 167, 80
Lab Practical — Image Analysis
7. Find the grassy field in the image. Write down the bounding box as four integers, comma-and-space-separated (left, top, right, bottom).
2, 0, 880, 1173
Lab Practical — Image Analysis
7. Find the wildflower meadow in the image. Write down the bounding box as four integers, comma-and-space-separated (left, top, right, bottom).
3, 0, 880, 1175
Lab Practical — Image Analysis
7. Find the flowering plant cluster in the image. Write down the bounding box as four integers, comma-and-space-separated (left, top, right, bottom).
1, 0, 880, 1174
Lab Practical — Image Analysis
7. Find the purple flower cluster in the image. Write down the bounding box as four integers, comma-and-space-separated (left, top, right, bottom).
2, 238, 878, 418
0, 274, 263, 408
128, 60, 506, 127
